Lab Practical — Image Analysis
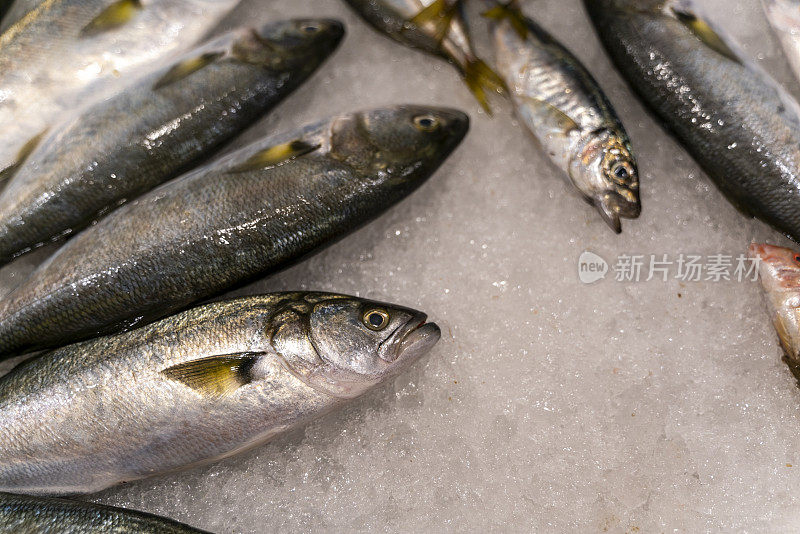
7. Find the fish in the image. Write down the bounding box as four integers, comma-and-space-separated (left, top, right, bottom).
0, 0, 240, 183
584, 0, 800, 240
343, 0, 506, 113
749, 243, 800, 382
0, 491, 209, 533
0, 18, 345, 265
484, 1, 639, 233
762, 0, 800, 86
0, 292, 441, 495
0, 105, 468, 358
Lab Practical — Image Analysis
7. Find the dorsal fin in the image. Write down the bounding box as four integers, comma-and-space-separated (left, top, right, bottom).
162, 352, 262, 397
228, 140, 320, 173
81, 0, 143, 37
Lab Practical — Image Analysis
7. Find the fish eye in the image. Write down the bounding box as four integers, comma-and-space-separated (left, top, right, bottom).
363, 308, 390, 330
794, 254, 800, 264
299, 22, 320, 34
612, 163, 630, 180
413, 114, 440, 132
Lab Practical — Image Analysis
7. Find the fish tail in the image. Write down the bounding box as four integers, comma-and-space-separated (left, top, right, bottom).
481, 1, 528, 39
462, 56, 507, 115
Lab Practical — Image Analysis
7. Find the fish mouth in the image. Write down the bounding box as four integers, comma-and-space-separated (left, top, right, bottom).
595, 191, 641, 233
379, 312, 441, 364
748, 242, 778, 262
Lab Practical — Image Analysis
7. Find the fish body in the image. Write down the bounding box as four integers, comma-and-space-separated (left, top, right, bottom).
750, 243, 800, 380
584, 0, 800, 239
0, 105, 468, 358
487, 2, 639, 232
0, 492, 208, 533
343, 0, 505, 112
0, 19, 344, 264
0, 292, 440, 495
0, 0, 240, 178
762, 0, 800, 85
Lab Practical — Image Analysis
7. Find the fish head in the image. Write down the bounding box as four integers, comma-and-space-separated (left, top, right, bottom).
327, 105, 469, 191
297, 295, 441, 398
232, 18, 345, 69
749, 243, 800, 363
569, 129, 640, 233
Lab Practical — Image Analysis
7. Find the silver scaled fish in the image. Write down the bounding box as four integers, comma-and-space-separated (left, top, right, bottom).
485, 1, 640, 233
0, 292, 441, 495
0, 105, 468, 358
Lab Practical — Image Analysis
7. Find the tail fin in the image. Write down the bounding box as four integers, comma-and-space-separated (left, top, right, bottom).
409, 0, 459, 43
482, 1, 529, 39
463, 56, 507, 114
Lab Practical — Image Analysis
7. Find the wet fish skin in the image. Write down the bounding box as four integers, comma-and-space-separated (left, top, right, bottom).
0, 292, 441, 495
762, 0, 800, 85
584, 0, 800, 239
0, 0, 40, 31
0, 105, 468, 358
343, 0, 505, 112
488, 2, 639, 233
0, 492, 209, 533
0, 19, 344, 265
750, 243, 800, 381
0, 0, 240, 179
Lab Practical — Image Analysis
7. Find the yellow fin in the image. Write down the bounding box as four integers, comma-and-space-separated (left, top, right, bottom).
520, 95, 580, 134
81, 0, 143, 37
463, 57, 507, 115
671, 8, 741, 64
229, 140, 320, 173
482, 1, 528, 40
153, 51, 226, 90
0, 129, 47, 186
409, 0, 459, 43
162, 352, 262, 397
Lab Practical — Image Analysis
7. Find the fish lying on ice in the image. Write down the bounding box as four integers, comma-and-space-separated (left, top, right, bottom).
750, 243, 800, 381
343, 0, 506, 112
0, 491, 209, 533
0, 18, 344, 265
0, 0, 240, 183
485, 1, 640, 233
0, 292, 441, 495
0, 105, 468, 358
584, 0, 800, 240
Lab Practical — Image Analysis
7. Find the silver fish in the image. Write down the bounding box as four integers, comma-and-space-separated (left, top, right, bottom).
0, 492, 209, 533
762, 0, 800, 85
486, 1, 640, 233
0, 292, 441, 495
0, 105, 468, 358
0, 0, 41, 31
0, 0, 240, 180
0, 18, 344, 264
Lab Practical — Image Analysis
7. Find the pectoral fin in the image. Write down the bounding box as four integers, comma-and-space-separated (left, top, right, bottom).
162, 352, 263, 397
81, 0, 143, 37
520, 95, 580, 135
229, 140, 320, 173
671, 7, 741, 64
409, 0, 459, 43
0, 129, 47, 186
153, 51, 226, 90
